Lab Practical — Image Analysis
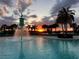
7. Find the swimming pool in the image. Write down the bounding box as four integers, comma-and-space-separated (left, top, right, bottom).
0, 36, 79, 59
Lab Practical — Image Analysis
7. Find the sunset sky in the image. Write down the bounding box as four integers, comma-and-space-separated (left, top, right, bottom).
0, 0, 79, 25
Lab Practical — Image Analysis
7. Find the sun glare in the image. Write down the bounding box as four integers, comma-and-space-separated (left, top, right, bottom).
37, 29, 44, 32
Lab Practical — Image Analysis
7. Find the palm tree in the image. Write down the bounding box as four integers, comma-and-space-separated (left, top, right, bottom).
72, 23, 77, 33
42, 24, 52, 34
47, 25, 53, 34
0, 24, 7, 36
48, 23, 59, 33
56, 7, 75, 34
31, 25, 37, 31
27, 25, 31, 31
1, 24, 7, 32
42, 24, 48, 31
51, 23, 59, 32
10, 24, 18, 31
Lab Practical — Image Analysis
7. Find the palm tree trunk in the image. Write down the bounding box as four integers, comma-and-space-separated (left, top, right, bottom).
50, 28, 52, 33
55, 28, 56, 32
61, 24, 64, 34
64, 24, 67, 34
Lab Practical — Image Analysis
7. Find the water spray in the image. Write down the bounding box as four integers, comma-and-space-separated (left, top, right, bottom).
19, 12, 25, 59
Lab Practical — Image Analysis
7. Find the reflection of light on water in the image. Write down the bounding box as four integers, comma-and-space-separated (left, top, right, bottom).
24, 36, 45, 53
36, 37, 44, 48
35, 37, 45, 52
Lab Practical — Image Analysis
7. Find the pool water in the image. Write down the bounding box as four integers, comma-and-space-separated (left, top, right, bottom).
0, 36, 79, 59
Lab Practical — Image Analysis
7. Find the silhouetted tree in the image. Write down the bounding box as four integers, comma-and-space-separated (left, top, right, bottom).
27, 25, 31, 31
72, 23, 78, 33
31, 25, 37, 31
47, 25, 52, 34
10, 24, 18, 30
42, 24, 48, 31
56, 7, 75, 34
52, 23, 59, 31
42, 24, 53, 34
77, 25, 79, 33
1, 24, 7, 32
47, 23, 59, 33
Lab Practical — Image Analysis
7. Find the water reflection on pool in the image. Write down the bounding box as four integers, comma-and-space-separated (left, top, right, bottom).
0, 36, 79, 59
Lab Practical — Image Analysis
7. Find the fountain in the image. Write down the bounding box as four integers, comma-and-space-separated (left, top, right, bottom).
19, 13, 25, 59
14, 0, 33, 37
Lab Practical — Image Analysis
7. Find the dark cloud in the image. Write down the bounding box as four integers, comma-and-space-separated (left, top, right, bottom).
51, 0, 79, 16
13, 10, 20, 16
0, 16, 16, 25
29, 15, 37, 18
0, 0, 17, 7
2, 16, 16, 20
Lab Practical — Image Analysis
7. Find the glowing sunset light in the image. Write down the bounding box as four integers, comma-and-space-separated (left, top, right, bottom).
37, 29, 44, 32
36, 25, 45, 32
54, 28, 73, 31
36, 25, 73, 32
67, 28, 73, 31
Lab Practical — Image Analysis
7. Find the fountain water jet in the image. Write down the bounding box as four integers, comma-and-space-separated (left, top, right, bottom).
12, 0, 35, 58
14, 26, 30, 37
